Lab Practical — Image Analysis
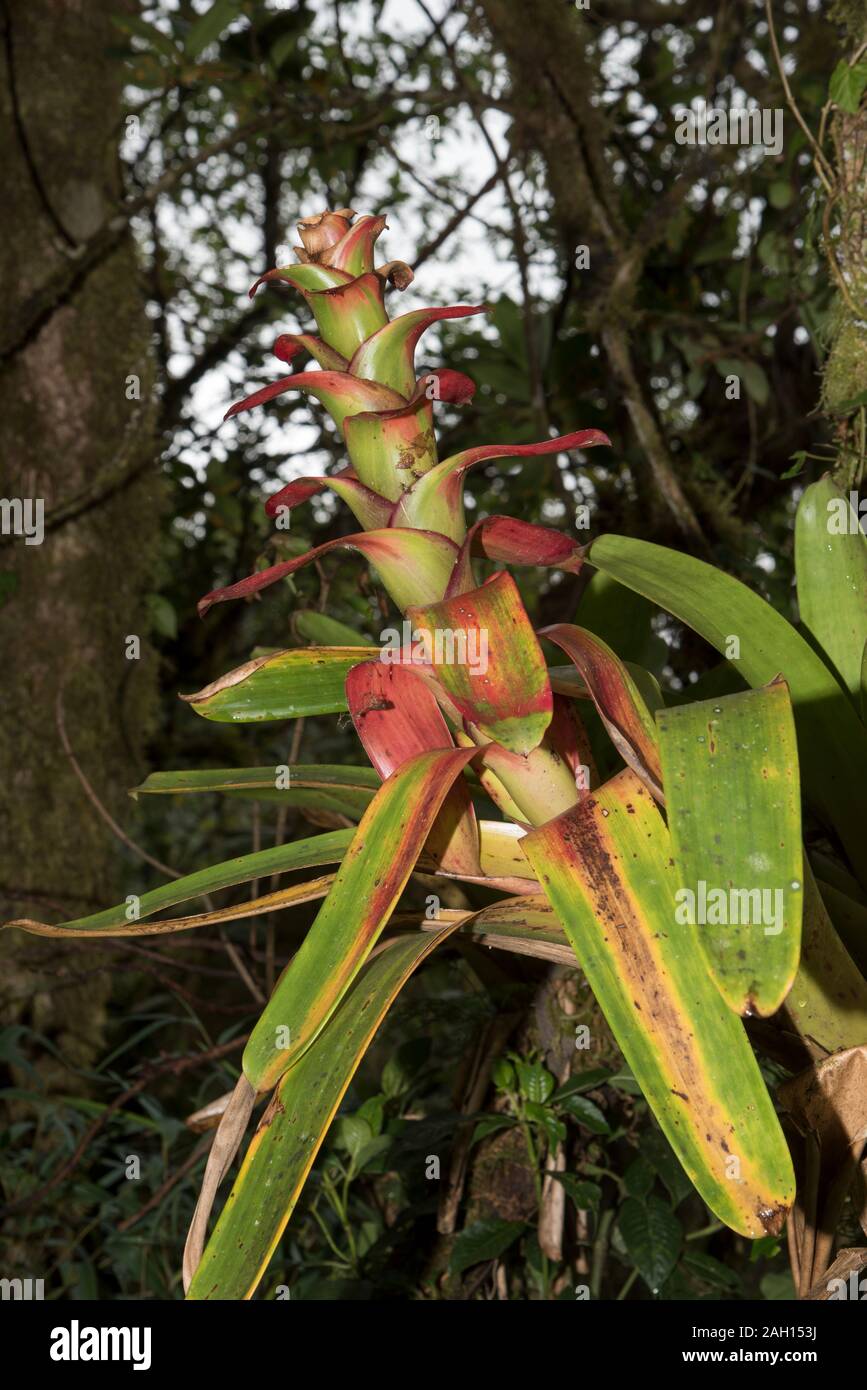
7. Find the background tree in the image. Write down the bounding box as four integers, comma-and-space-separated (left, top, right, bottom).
0, 0, 160, 1079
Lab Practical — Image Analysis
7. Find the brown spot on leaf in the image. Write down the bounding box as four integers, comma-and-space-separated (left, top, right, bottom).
757, 1203, 787, 1237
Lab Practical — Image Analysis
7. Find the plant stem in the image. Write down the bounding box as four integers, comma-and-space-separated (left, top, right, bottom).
590, 1207, 614, 1299
616, 1266, 639, 1301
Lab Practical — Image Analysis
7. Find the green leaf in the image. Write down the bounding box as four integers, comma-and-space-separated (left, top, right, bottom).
757, 232, 788, 273
618, 1195, 682, 1294
781, 451, 806, 480
657, 682, 803, 1016
768, 181, 794, 210
492, 1057, 516, 1090
525, 1101, 566, 1148
187, 930, 459, 1300
242, 747, 475, 1091
294, 611, 371, 646
796, 476, 867, 706
576, 570, 668, 675
714, 358, 769, 406
380, 1039, 429, 1098
588, 534, 867, 888
624, 1156, 655, 1198
642, 1127, 693, 1208
522, 769, 796, 1238
353, 1135, 392, 1173
131, 764, 379, 816
355, 1094, 385, 1136
760, 1270, 797, 1300
829, 388, 867, 415
561, 1094, 611, 1135
184, 0, 242, 57
818, 876, 867, 975
551, 1175, 602, 1210
681, 1249, 741, 1291
111, 15, 180, 60
449, 1219, 526, 1276
333, 1114, 372, 1159
779, 864, 867, 1052
5, 829, 352, 937
514, 1058, 555, 1103
830, 59, 867, 114
183, 645, 380, 722
472, 1113, 517, 1144
551, 1068, 613, 1101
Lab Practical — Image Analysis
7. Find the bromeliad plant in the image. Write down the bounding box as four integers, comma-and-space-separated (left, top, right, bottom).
11, 210, 867, 1300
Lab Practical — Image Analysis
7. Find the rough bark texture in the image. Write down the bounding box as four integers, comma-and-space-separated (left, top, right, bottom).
821, 4, 867, 489
0, 0, 160, 1070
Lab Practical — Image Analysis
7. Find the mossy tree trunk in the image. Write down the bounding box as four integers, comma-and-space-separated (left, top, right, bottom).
0, 0, 160, 1068
821, 3, 867, 489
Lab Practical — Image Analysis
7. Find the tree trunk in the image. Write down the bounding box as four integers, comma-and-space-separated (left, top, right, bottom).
0, 0, 160, 1071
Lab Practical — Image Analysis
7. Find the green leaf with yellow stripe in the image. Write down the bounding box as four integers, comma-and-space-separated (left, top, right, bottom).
4, 829, 351, 937
242, 746, 476, 1091
521, 768, 795, 1238
187, 927, 461, 1301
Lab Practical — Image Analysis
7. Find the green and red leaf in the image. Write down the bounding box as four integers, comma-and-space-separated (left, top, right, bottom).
344, 370, 475, 498
393, 429, 609, 540
224, 369, 404, 433
406, 570, 553, 755
263, 469, 392, 531
242, 746, 477, 1091
272, 332, 348, 372
540, 623, 662, 799
795, 475, 867, 707
348, 304, 486, 396
346, 659, 481, 876
448, 516, 586, 595
319, 212, 387, 275
197, 528, 458, 617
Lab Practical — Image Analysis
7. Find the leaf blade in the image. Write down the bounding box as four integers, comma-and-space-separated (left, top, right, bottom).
242, 747, 476, 1090
187, 929, 461, 1300
656, 681, 803, 1015
589, 533, 867, 887
795, 475, 867, 706
521, 768, 795, 1237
